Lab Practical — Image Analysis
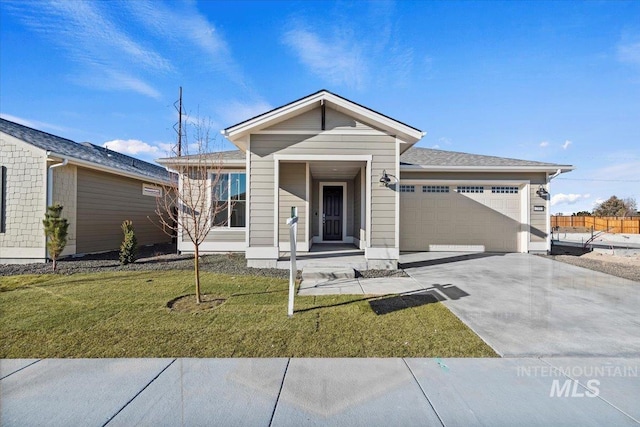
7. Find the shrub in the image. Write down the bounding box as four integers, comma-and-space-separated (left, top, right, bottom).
119, 220, 137, 265
42, 204, 69, 271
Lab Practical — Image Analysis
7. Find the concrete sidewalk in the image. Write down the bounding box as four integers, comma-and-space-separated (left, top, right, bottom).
1, 358, 639, 426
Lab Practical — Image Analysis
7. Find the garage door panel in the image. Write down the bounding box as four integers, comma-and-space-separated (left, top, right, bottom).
400, 184, 521, 252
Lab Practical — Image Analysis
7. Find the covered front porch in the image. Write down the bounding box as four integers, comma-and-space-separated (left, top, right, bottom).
276, 243, 366, 270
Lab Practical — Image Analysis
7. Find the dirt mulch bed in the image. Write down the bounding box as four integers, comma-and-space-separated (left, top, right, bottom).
0, 243, 289, 279
542, 251, 640, 283
167, 294, 227, 313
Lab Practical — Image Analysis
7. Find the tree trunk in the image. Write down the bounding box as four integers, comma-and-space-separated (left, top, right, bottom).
194, 245, 201, 304
52, 257, 57, 271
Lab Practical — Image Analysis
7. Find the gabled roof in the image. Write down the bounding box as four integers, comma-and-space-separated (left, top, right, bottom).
0, 118, 169, 183
222, 90, 424, 150
401, 147, 574, 173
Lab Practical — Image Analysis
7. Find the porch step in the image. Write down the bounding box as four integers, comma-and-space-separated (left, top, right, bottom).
301, 267, 356, 281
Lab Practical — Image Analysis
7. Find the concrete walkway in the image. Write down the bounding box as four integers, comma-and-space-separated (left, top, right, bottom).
2, 358, 639, 426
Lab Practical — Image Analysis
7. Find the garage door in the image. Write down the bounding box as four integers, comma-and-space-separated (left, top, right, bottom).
400, 184, 522, 252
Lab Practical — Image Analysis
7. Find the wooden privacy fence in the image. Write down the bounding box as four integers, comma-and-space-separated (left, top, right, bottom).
551, 216, 640, 234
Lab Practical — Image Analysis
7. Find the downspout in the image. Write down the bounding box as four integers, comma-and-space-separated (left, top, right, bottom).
545, 169, 561, 254
548, 168, 562, 181
45, 153, 68, 261
46, 153, 68, 206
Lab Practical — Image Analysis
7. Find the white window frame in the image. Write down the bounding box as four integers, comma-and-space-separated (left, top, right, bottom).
210, 170, 247, 229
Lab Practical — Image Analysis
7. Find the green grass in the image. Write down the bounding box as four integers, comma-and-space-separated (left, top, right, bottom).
0, 271, 497, 358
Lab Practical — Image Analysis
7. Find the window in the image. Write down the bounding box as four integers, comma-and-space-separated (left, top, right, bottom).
491, 186, 519, 194
399, 185, 415, 193
212, 172, 246, 227
456, 186, 484, 193
423, 185, 449, 193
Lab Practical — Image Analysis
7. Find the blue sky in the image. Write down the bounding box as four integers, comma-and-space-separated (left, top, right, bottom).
1, 0, 639, 214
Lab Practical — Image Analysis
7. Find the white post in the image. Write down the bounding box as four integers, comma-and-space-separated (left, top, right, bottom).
286, 211, 298, 317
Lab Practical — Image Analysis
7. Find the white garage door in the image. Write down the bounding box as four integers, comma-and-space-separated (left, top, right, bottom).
400, 184, 522, 252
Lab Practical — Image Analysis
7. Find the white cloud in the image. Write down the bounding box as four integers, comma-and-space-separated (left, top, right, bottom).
617, 40, 640, 66
0, 113, 72, 134
103, 139, 160, 156
551, 193, 591, 206
431, 144, 440, 149
217, 100, 273, 127
5, 0, 167, 98
539, 141, 549, 148
562, 140, 572, 150
282, 27, 367, 89
438, 137, 452, 146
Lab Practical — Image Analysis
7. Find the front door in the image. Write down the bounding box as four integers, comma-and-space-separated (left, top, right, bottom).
323, 186, 343, 241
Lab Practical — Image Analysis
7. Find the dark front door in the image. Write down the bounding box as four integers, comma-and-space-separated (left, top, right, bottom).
323, 186, 343, 240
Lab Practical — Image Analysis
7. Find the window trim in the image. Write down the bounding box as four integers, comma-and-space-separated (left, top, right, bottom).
210, 170, 246, 229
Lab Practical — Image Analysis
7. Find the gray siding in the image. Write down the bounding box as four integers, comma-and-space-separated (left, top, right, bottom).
279, 163, 306, 244
76, 167, 171, 253
203, 230, 245, 243
264, 106, 383, 133
249, 151, 275, 246
251, 132, 397, 249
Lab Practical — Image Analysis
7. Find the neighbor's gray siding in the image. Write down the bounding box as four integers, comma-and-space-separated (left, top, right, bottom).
0, 134, 47, 260
52, 164, 77, 256
279, 163, 306, 244
400, 171, 548, 242
76, 167, 171, 253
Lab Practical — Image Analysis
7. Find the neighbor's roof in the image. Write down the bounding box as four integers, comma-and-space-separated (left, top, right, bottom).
401, 147, 574, 172
0, 118, 170, 182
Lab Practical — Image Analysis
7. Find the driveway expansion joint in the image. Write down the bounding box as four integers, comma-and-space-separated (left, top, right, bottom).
0, 359, 41, 380
402, 358, 446, 427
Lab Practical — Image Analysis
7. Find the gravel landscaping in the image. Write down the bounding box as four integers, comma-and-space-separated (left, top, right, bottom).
542, 251, 640, 283
0, 244, 289, 278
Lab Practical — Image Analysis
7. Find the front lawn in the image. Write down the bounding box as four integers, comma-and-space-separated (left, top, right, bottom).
0, 271, 497, 358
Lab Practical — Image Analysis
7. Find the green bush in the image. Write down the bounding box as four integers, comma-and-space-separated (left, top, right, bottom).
119, 220, 137, 265
42, 204, 69, 271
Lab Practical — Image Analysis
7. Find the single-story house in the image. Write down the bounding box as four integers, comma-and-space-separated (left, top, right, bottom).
0, 118, 172, 264
157, 90, 574, 269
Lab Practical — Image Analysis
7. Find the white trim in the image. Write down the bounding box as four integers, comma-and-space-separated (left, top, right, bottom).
223, 91, 424, 145
360, 165, 366, 246
209, 169, 246, 229
366, 160, 372, 248
365, 247, 399, 260
529, 241, 549, 252
319, 182, 348, 243
273, 159, 279, 247
545, 174, 551, 251
274, 154, 373, 162
179, 241, 246, 252
305, 162, 310, 249
395, 137, 400, 251
245, 136, 251, 247
246, 246, 279, 259
255, 129, 392, 136
521, 182, 531, 253
279, 241, 310, 252
401, 164, 574, 173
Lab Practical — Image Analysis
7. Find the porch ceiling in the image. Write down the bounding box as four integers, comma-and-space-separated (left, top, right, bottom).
309, 161, 363, 179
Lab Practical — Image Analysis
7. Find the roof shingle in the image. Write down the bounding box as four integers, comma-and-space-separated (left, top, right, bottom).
400, 146, 570, 168
0, 118, 169, 182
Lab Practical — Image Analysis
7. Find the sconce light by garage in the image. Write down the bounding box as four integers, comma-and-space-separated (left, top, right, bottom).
379, 169, 396, 187
536, 185, 549, 198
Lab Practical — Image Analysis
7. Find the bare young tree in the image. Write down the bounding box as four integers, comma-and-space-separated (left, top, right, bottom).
155, 116, 229, 304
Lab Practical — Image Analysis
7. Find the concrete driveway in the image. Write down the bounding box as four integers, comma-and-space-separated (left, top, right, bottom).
400, 252, 640, 357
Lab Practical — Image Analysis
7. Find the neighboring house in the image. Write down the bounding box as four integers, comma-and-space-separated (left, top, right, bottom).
0, 118, 172, 264
157, 90, 574, 269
